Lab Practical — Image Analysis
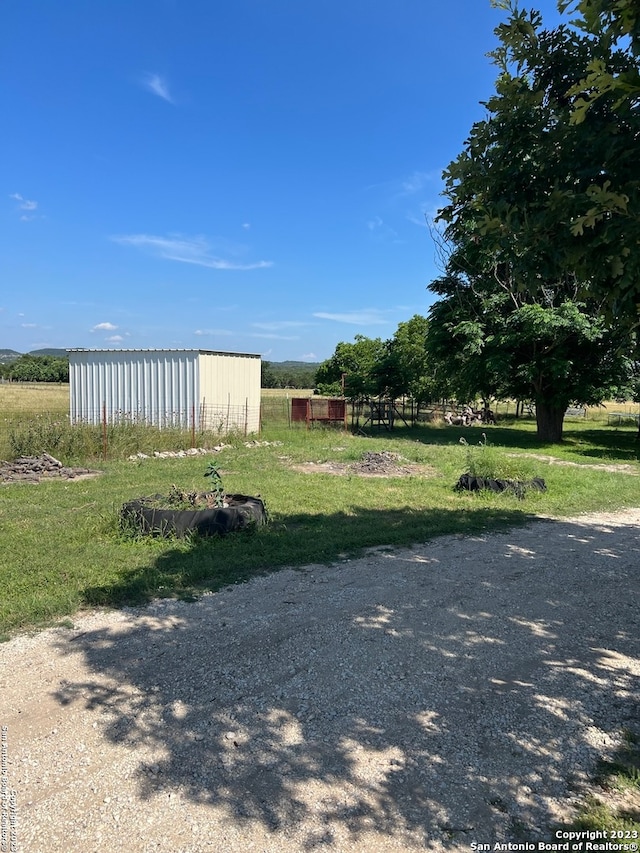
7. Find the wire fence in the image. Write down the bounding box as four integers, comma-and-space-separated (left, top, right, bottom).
2, 395, 639, 463
0, 398, 340, 462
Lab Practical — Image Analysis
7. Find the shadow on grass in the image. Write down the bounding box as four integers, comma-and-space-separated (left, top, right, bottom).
358, 422, 640, 462
560, 429, 640, 463
57, 512, 640, 848
552, 732, 640, 833
82, 504, 534, 609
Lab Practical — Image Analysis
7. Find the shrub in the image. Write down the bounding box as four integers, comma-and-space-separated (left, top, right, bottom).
461, 434, 536, 481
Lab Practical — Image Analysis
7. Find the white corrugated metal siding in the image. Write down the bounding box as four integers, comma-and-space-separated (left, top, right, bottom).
68, 350, 199, 427
68, 348, 261, 434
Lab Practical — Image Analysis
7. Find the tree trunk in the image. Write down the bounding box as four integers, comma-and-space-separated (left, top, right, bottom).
535, 402, 566, 442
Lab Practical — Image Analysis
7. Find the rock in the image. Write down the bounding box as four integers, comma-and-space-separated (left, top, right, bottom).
0, 454, 100, 484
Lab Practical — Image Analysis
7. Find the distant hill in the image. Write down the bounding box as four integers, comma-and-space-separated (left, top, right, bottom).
0, 348, 69, 363
272, 360, 320, 369
262, 359, 320, 389
28, 348, 69, 358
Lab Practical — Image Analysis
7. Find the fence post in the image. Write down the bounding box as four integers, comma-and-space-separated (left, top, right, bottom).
102, 401, 107, 461
244, 398, 248, 436
191, 403, 196, 448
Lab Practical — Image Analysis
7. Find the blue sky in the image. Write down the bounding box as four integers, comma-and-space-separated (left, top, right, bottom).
3, 0, 563, 362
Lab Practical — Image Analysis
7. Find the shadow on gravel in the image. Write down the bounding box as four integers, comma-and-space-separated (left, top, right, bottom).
54, 512, 640, 850
83, 506, 534, 608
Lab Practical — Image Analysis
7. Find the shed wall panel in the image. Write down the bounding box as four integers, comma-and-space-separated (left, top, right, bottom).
198, 352, 261, 433
69, 350, 198, 427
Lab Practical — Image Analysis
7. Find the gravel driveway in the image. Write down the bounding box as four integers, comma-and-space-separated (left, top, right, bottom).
1, 508, 639, 852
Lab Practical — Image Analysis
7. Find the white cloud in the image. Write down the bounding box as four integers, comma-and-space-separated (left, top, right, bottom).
301, 352, 317, 360
251, 321, 308, 331
105, 335, 124, 343
142, 73, 174, 103
400, 171, 435, 195
366, 216, 399, 242
407, 202, 441, 228
10, 192, 38, 210
249, 333, 300, 341
313, 310, 389, 325
21, 322, 38, 328
406, 211, 428, 227
111, 233, 273, 271
242, 222, 251, 230
194, 329, 233, 336
10, 193, 38, 220
91, 322, 118, 331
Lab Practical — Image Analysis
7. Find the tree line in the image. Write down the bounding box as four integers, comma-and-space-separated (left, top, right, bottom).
261, 361, 319, 389
0, 355, 69, 383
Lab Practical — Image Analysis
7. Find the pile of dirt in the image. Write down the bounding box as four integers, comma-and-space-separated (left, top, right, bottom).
350, 450, 412, 476
293, 450, 432, 478
0, 453, 99, 484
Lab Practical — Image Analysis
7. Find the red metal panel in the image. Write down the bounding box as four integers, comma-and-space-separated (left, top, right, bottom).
291, 398, 310, 422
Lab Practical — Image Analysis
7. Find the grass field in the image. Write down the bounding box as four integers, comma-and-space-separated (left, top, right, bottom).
1, 416, 639, 638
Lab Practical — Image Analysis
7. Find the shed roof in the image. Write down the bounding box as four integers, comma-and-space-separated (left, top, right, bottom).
67, 348, 261, 358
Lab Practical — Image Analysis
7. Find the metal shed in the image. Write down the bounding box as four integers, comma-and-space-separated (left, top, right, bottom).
68, 349, 261, 435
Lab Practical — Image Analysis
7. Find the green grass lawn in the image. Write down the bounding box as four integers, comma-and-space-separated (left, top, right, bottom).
1, 419, 639, 638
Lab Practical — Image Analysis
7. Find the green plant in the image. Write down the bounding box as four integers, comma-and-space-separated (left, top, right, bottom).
460, 434, 536, 482
204, 462, 225, 506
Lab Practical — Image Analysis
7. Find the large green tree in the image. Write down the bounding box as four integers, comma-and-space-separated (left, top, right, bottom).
427, 266, 634, 440
315, 335, 386, 399
429, 2, 638, 441
485, 1, 640, 321
372, 315, 436, 404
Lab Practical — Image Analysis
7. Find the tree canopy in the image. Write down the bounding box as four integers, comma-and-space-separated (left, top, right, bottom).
0, 355, 69, 382
559, 0, 640, 120
426, 1, 638, 441
371, 315, 435, 405
315, 335, 386, 399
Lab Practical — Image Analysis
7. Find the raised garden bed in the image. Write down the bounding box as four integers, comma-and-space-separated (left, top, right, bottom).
455, 473, 547, 498
121, 492, 267, 538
